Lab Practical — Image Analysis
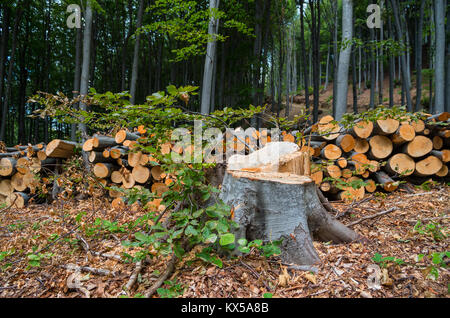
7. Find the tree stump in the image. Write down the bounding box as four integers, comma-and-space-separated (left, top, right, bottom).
220, 142, 362, 265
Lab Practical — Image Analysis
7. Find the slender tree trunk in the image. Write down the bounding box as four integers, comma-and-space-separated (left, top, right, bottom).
0, 5, 10, 124
335, 0, 353, 121
446, 5, 450, 112
434, 0, 445, 113
332, 0, 338, 116
415, 0, 425, 112
369, 19, 376, 109
390, 0, 412, 111
130, 0, 145, 104
71, 27, 82, 141
299, 0, 310, 122
200, 0, 220, 114
378, 0, 384, 106
0, 5, 23, 142
78, 1, 93, 139
387, 8, 395, 108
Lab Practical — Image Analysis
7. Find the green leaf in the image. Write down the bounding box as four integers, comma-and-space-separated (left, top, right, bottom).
219, 233, 235, 246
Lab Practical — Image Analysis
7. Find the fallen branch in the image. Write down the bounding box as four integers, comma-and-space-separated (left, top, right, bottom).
346, 207, 397, 227
61, 263, 116, 276
124, 261, 143, 292
145, 254, 177, 298
91, 251, 122, 261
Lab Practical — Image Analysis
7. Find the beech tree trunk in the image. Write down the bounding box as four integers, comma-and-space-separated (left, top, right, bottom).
221, 142, 361, 265
434, 0, 445, 113
335, 0, 353, 121
220, 170, 361, 265
200, 0, 220, 115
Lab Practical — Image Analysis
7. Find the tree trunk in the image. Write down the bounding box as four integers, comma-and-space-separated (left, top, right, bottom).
335, 0, 353, 121
434, 0, 445, 113
415, 0, 425, 112
390, 0, 412, 111
71, 26, 82, 141
0, 5, 23, 142
220, 169, 361, 265
129, 0, 145, 105
200, 0, 220, 115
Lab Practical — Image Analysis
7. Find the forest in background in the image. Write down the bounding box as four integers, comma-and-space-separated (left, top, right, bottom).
0, 0, 449, 146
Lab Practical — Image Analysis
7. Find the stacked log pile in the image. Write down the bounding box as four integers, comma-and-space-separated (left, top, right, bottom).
83, 127, 175, 211
0, 139, 77, 208
293, 113, 450, 202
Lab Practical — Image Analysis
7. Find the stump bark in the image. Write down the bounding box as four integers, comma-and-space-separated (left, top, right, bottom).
220, 142, 361, 265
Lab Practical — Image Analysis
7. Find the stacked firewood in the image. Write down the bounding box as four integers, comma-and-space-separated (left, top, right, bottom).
82, 127, 176, 210
0, 139, 77, 208
288, 112, 450, 202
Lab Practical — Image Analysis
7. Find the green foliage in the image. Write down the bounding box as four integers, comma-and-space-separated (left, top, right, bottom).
413, 220, 446, 242
156, 278, 185, 298
372, 253, 405, 268
417, 251, 449, 280
415, 180, 438, 191
26, 251, 54, 268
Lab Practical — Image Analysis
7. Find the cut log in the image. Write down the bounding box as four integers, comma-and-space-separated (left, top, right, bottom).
115, 130, 140, 144
151, 182, 169, 196
391, 124, 416, 145
0, 179, 13, 196
374, 118, 400, 135
82, 138, 95, 152
341, 168, 353, 179
364, 179, 377, 193
402, 136, 433, 158
410, 119, 425, 134
310, 170, 323, 185
353, 138, 370, 154
92, 135, 117, 149
349, 120, 373, 139
128, 151, 143, 167
93, 163, 116, 178
335, 134, 356, 153
11, 172, 28, 192
6, 192, 29, 208
122, 171, 136, 189
430, 150, 450, 163
324, 165, 342, 179
385, 153, 415, 176
132, 165, 151, 184
321, 144, 342, 160
338, 177, 365, 202
88, 151, 116, 164
110, 147, 128, 159
432, 136, 443, 150
46, 139, 77, 158
37, 150, 47, 161
374, 171, 398, 192
16, 157, 30, 174
336, 157, 348, 169
368, 136, 393, 160
316, 116, 341, 141
0, 157, 17, 177
436, 165, 449, 177
110, 170, 123, 184
414, 156, 443, 177
219, 170, 361, 265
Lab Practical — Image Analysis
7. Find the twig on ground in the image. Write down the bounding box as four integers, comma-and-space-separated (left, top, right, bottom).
61, 263, 116, 276
145, 254, 177, 298
346, 207, 397, 227
124, 261, 143, 293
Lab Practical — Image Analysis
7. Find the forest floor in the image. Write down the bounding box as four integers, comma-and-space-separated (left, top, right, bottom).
0, 182, 448, 298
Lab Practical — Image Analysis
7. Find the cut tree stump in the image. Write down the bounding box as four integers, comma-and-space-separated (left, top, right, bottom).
220, 142, 362, 265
